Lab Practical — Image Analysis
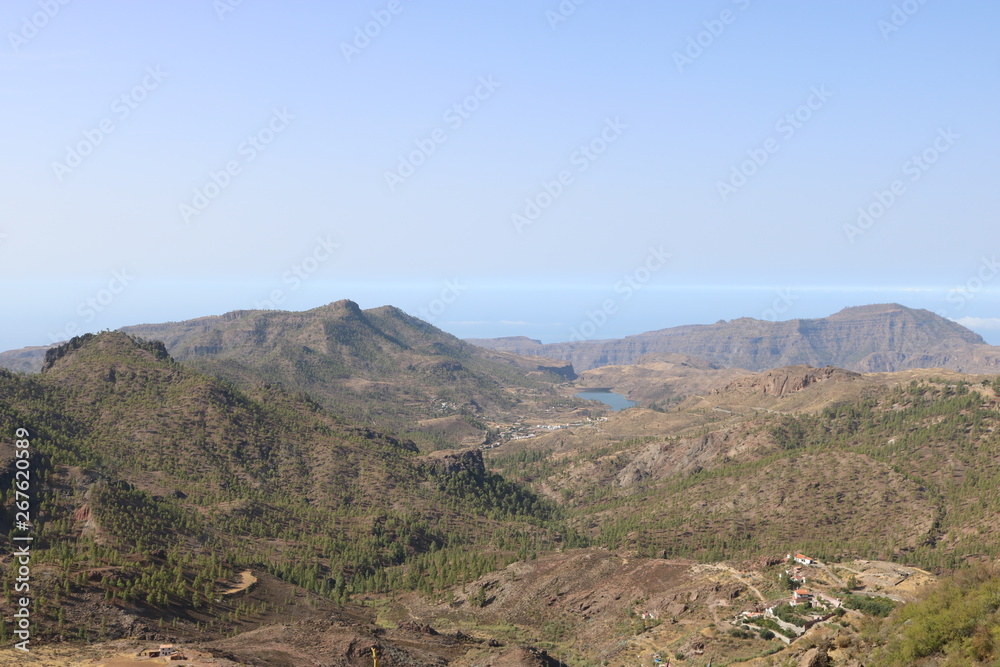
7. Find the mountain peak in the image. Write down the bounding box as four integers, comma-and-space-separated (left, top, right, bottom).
323, 298, 362, 312
826, 303, 983, 342
42, 331, 171, 373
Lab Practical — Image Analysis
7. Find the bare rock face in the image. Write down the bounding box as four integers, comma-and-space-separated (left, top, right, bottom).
798, 646, 829, 667
615, 430, 731, 487
712, 365, 862, 398
666, 602, 687, 616
469, 304, 1000, 374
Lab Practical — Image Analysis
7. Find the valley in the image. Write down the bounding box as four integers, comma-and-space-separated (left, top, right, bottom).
1, 302, 1000, 665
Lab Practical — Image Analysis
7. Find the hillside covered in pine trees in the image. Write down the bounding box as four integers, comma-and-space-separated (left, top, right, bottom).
3, 320, 1000, 664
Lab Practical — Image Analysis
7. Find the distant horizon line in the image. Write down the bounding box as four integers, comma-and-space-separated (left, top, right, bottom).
9, 300, 998, 354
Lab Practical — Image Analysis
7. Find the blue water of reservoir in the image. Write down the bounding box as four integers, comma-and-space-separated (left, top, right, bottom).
575, 390, 638, 411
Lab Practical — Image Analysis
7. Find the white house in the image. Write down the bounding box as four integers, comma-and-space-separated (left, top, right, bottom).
792, 588, 813, 604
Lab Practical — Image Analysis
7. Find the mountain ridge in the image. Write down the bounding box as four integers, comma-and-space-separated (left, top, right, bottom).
0, 300, 578, 448
4, 326, 1000, 663
469, 303, 1000, 373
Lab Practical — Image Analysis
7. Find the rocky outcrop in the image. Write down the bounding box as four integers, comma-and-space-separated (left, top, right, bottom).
416, 448, 486, 477
615, 429, 743, 487
469, 304, 1000, 373
798, 645, 830, 667
712, 365, 862, 398
535, 363, 576, 381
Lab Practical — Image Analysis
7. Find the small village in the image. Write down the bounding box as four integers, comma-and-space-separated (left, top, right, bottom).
723, 551, 929, 647
480, 416, 609, 450
730, 553, 845, 645
626, 550, 929, 665
430, 398, 610, 451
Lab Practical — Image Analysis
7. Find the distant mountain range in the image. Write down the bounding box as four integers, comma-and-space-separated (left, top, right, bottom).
0, 345, 49, 373
4, 302, 1000, 663
468, 303, 1000, 373
4, 302, 999, 398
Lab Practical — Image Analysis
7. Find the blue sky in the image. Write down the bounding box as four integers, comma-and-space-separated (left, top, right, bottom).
2, 0, 999, 351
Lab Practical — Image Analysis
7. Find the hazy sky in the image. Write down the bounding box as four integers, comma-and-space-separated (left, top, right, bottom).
2, 0, 999, 351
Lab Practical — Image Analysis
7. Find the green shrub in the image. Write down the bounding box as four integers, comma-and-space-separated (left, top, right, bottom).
869, 570, 1000, 666
843, 594, 895, 617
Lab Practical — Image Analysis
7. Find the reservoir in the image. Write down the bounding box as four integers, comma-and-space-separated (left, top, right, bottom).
575, 389, 638, 411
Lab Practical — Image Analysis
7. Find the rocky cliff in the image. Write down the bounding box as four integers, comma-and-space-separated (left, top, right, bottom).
470, 304, 1000, 373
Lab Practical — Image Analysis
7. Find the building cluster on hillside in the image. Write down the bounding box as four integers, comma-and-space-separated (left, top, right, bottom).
783, 552, 817, 602
532, 416, 607, 431
732, 551, 847, 643
480, 416, 609, 449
